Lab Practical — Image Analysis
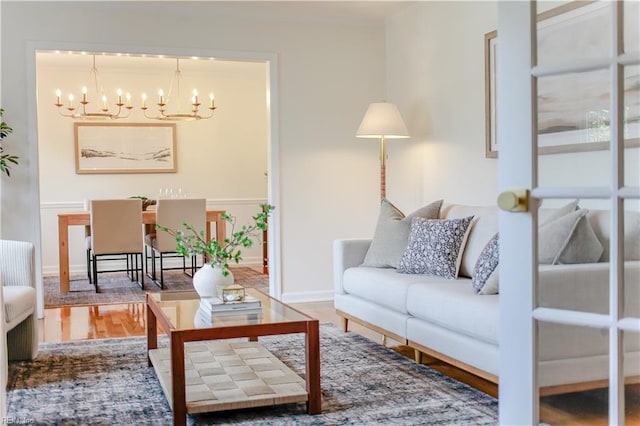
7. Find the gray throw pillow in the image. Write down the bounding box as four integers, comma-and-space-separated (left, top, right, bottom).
362, 199, 443, 268
472, 233, 499, 295
539, 199, 579, 226
539, 208, 603, 264
397, 216, 474, 279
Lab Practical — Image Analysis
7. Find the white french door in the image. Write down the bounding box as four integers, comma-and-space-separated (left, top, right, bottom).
498, 1, 639, 424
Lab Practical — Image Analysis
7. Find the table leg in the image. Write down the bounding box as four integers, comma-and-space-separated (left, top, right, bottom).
306, 320, 321, 414
58, 215, 71, 293
171, 333, 187, 426
146, 301, 157, 367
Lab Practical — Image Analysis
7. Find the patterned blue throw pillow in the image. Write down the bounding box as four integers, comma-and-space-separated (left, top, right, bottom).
472, 233, 499, 295
397, 216, 474, 279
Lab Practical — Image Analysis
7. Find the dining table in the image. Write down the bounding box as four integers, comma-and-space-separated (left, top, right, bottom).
57, 209, 226, 293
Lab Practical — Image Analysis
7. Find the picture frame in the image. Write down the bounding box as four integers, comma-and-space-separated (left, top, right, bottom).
74, 122, 177, 174
484, 1, 640, 158
484, 30, 497, 158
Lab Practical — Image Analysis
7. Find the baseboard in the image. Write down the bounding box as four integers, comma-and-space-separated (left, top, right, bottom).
280, 290, 334, 304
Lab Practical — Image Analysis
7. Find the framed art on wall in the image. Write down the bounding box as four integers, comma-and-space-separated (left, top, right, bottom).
74, 122, 177, 174
484, 1, 640, 158
484, 30, 498, 158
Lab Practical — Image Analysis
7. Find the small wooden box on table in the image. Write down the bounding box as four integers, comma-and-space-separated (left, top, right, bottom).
146, 288, 321, 426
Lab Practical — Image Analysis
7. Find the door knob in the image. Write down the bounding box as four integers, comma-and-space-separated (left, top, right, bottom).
497, 189, 528, 212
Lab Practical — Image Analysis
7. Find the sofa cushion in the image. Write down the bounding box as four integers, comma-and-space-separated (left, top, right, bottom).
397, 216, 474, 279
406, 280, 499, 345
440, 204, 498, 278
343, 267, 434, 314
2, 286, 36, 327
362, 199, 443, 268
472, 233, 499, 294
539, 209, 603, 264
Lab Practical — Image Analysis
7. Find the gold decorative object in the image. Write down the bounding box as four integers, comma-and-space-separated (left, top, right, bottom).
222, 284, 246, 303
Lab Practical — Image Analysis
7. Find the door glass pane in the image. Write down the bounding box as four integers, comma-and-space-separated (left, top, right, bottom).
624, 65, 640, 187
623, 330, 640, 423
537, 198, 609, 314
537, 70, 611, 187
538, 322, 609, 423
624, 0, 640, 54
623, 200, 640, 318
537, 1, 611, 67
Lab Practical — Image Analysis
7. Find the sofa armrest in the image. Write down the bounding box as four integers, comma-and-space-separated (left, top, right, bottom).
538, 261, 639, 315
0, 240, 36, 289
333, 239, 371, 295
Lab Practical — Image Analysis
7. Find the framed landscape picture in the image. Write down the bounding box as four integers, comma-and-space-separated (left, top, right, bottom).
484, 1, 640, 158
74, 122, 177, 174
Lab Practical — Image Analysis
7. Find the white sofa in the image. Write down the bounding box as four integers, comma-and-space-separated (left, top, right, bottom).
1, 239, 38, 361
334, 203, 640, 392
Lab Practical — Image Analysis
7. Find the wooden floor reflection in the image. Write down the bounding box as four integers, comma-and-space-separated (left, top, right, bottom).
39, 303, 147, 343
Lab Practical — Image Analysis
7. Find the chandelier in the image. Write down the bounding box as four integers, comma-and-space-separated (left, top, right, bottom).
54, 55, 133, 120
141, 58, 216, 121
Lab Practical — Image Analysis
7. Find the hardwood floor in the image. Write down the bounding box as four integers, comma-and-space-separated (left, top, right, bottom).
38, 300, 638, 425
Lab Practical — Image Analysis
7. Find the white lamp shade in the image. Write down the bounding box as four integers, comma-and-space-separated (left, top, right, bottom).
356, 102, 410, 139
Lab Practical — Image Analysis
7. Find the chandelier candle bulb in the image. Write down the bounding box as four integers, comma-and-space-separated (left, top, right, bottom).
54, 55, 131, 120
209, 93, 215, 108
141, 93, 147, 108
126, 93, 132, 107
55, 89, 61, 105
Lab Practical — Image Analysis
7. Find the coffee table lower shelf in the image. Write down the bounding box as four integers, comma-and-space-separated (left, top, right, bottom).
149, 341, 309, 414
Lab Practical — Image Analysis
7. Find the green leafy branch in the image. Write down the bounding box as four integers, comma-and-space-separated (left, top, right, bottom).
0, 108, 19, 177
156, 203, 274, 277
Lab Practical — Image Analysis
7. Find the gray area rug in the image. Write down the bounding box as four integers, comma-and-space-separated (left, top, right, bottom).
7, 325, 498, 425
44, 267, 269, 308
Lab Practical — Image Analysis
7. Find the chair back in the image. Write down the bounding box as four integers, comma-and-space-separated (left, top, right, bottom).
155, 198, 207, 252
90, 199, 143, 255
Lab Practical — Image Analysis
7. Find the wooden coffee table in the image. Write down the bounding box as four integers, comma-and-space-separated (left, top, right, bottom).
146, 289, 321, 426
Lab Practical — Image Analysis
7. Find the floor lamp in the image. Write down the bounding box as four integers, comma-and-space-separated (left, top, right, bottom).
356, 102, 410, 199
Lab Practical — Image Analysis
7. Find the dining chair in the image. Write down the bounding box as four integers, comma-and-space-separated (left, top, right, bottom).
87, 199, 144, 292
144, 198, 206, 289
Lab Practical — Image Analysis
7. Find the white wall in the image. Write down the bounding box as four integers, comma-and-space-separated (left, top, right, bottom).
36, 54, 269, 274
1, 1, 386, 302
385, 1, 499, 210
385, 1, 639, 212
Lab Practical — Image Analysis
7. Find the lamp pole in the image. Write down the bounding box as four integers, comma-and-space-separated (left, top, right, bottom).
380, 136, 386, 199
